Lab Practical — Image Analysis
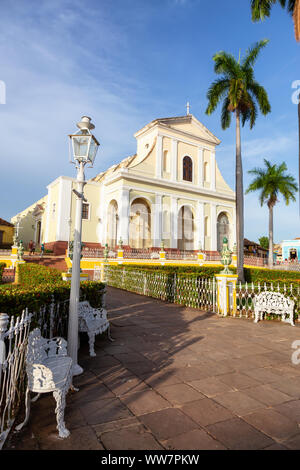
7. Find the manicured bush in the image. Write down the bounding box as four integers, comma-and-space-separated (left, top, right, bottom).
0, 280, 106, 317
0, 262, 6, 284
110, 264, 299, 286
17, 263, 62, 286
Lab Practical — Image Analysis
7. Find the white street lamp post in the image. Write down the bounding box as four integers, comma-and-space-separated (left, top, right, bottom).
68, 116, 100, 376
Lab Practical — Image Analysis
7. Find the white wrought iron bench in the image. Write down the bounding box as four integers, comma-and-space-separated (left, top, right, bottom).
16, 328, 74, 438
253, 291, 295, 326
78, 301, 113, 357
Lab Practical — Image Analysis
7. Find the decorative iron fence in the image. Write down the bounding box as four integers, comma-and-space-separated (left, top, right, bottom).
0, 285, 105, 449
0, 295, 71, 449
104, 265, 217, 312
236, 282, 300, 319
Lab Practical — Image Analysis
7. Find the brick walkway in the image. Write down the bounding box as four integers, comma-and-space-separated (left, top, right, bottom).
5, 286, 300, 450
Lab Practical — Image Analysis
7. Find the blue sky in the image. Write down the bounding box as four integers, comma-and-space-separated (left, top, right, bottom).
0, 0, 299, 243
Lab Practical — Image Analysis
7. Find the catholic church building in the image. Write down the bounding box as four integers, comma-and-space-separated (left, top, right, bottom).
11, 114, 236, 255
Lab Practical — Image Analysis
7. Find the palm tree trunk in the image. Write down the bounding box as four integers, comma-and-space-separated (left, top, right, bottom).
236, 109, 244, 282
298, 101, 300, 215
268, 204, 274, 268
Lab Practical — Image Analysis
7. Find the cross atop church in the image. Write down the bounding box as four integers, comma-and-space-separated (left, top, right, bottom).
186, 101, 190, 115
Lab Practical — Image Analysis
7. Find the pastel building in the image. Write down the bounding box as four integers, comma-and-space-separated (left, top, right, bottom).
281, 239, 300, 261
11, 114, 236, 255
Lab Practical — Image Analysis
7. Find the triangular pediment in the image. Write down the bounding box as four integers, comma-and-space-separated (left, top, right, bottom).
157, 115, 220, 145
135, 114, 220, 146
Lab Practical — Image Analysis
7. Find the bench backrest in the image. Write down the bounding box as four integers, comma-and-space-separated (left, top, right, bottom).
27, 328, 48, 364
254, 291, 294, 310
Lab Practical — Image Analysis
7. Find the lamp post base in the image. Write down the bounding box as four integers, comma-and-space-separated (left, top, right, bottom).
72, 364, 84, 376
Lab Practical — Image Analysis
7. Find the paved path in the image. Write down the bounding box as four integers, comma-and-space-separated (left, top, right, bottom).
5, 287, 300, 450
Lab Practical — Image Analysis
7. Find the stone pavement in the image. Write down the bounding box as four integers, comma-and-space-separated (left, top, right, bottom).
5, 286, 300, 450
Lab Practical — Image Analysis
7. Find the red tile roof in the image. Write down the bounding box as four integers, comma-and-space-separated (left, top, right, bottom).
0, 218, 14, 227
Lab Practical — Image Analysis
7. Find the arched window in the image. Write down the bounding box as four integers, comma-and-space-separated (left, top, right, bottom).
129, 198, 151, 249
178, 206, 194, 250
107, 200, 118, 248
183, 156, 193, 182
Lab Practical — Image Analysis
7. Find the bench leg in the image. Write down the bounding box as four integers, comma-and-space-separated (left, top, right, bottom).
53, 389, 70, 438
88, 332, 96, 357
15, 386, 31, 432
31, 393, 41, 403
107, 325, 115, 342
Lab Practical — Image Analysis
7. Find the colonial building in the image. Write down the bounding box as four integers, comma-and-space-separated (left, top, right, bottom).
0, 218, 14, 249
281, 238, 300, 262
11, 114, 236, 255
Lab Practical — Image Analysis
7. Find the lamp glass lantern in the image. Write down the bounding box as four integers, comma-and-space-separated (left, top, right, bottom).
69, 116, 100, 166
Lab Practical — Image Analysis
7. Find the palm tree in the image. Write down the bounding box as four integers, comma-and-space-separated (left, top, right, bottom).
205, 40, 271, 282
246, 159, 298, 267
251, 0, 300, 209
251, 0, 299, 40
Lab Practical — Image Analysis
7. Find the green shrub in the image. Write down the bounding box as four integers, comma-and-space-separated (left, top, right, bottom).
0, 262, 6, 284
18, 263, 62, 286
110, 264, 299, 286
0, 280, 106, 317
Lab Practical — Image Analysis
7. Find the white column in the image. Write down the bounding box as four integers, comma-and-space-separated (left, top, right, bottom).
211, 203, 217, 251
156, 135, 163, 179
170, 196, 178, 249
198, 147, 204, 188
210, 150, 216, 191
56, 178, 72, 241
119, 188, 130, 245
171, 139, 178, 182
153, 194, 162, 247
195, 201, 205, 250
97, 184, 105, 245
45, 186, 52, 243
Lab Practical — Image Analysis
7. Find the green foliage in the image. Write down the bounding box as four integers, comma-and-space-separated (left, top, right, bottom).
206, 39, 271, 129
18, 263, 62, 287
251, 0, 297, 22
107, 264, 300, 286
246, 160, 298, 208
259, 236, 269, 250
0, 280, 106, 317
0, 262, 6, 284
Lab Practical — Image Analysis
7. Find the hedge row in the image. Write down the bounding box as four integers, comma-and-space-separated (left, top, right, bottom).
0, 280, 106, 317
17, 263, 63, 286
110, 264, 300, 285
0, 262, 5, 283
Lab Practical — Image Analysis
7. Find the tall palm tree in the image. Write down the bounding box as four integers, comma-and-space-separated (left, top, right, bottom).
206, 40, 271, 282
251, 0, 300, 210
251, 0, 299, 40
246, 159, 298, 267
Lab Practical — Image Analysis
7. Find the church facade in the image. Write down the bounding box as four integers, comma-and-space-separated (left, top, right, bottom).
12, 114, 236, 255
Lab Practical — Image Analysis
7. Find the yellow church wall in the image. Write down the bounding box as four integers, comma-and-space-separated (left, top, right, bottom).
11, 195, 48, 248
156, 123, 217, 149
177, 141, 198, 185
128, 140, 156, 177
71, 181, 100, 244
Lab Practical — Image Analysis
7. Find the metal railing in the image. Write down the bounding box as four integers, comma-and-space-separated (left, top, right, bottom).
236, 281, 300, 319
104, 265, 217, 312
